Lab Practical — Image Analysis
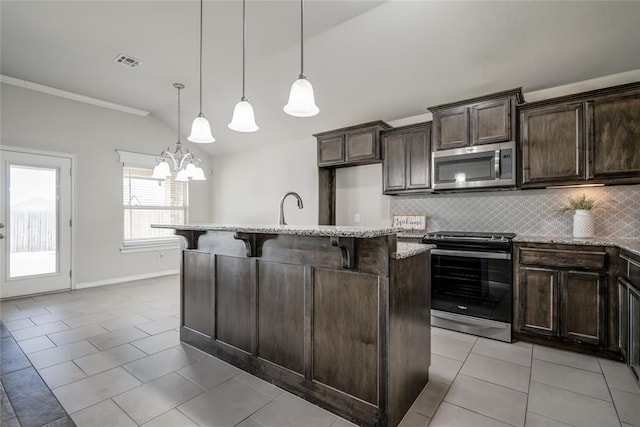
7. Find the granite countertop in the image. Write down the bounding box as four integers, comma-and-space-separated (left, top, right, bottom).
152, 224, 400, 239
514, 235, 640, 257
393, 242, 434, 260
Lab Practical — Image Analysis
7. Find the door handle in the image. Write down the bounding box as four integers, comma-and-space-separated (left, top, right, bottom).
0, 222, 4, 228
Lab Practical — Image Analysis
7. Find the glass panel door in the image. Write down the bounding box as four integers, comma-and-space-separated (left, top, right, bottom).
9, 165, 58, 277
1, 149, 72, 299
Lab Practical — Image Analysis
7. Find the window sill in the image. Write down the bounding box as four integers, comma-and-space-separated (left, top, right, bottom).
120, 242, 181, 254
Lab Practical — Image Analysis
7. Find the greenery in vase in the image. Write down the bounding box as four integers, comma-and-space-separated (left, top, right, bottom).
556, 193, 598, 215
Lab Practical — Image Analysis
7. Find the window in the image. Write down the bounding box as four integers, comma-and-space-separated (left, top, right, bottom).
122, 166, 188, 246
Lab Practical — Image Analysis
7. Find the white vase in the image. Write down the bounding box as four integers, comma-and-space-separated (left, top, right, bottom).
573, 209, 594, 238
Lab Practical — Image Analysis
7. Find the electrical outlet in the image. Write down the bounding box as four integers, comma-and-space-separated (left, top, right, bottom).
159, 252, 164, 259
354, 213, 361, 223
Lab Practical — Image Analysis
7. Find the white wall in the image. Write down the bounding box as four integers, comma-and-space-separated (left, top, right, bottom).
335, 113, 432, 227
1, 84, 213, 286
210, 136, 318, 225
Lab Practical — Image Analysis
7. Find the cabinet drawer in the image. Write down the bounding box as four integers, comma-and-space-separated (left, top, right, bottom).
519, 248, 607, 270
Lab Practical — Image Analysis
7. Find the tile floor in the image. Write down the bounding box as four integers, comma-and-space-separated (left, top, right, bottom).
0, 275, 638, 427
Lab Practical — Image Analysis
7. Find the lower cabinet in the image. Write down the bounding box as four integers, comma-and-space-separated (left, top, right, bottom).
519, 267, 605, 345
619, 251, 640, 384
515, 243, 618, 354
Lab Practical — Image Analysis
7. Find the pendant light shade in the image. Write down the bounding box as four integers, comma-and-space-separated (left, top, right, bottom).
229, 0, 259, 132
284, 76, 319, 117
175, 169, 190, 182
229, 99, 259, 132
151, 160, 171, 179
190, 166, 206, 181
188, 114, 215, 143
284, 0, 318, 117
188, 0, 215, 143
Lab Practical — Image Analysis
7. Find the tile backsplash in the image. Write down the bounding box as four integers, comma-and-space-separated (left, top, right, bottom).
390, 185, 640, 238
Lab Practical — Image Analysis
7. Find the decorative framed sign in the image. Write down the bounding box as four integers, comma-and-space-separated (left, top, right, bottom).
392, 214, 427, 230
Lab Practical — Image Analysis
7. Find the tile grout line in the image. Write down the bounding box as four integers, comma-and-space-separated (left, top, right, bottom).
523, 343, 535, 426
598, 359, 626, 426
426, 333, 477, 425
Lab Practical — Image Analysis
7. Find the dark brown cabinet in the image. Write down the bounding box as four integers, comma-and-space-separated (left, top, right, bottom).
519, 82, 640, 188
315, 121, 391, 167
587, 92, 640, 180
430, 88, 523, 151
619, 251, 640, 384
515, 243, 618, 352
520, 103, 585, 186
519, 267, 559, 337
382, 122, 431, 194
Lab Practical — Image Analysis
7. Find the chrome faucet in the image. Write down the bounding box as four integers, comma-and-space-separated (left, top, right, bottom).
278, 192, 303, 226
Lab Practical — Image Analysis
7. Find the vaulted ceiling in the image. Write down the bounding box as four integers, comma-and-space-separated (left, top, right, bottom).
3, 1, 640, 155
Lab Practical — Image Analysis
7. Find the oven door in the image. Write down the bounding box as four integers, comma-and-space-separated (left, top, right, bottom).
431, 249, 512, 324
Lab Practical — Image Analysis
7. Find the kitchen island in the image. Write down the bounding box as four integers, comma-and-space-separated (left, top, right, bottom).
154, 224, 431, 427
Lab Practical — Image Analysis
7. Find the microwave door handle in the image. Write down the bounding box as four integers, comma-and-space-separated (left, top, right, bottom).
494, 150, 501, 178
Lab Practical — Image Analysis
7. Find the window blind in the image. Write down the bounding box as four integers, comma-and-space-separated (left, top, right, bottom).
123, 167, 188, 241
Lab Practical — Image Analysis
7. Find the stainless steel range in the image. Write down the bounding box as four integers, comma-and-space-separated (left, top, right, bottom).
422, 231, 516, 342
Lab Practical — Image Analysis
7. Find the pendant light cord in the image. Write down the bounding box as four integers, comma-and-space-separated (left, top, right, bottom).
242, 0, 246, 100
199, 0, 204, 113
300, 0, 304, 78
177, 85, 181, 142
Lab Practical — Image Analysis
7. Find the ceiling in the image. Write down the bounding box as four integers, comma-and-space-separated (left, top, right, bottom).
3, 1, 640, 156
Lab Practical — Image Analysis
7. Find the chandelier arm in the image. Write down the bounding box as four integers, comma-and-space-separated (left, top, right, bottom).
164, 150, 179, 171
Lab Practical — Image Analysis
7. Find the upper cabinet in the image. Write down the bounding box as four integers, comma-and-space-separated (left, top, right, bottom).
315, 121, 391, 168
520, 82, 640, 188
382, 122, 432, 194
430, 88, 523, 151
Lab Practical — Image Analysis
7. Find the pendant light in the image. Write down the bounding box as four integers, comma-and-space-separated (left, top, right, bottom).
188, 0, 215, 143
284, 0, 319, 117
228, 0, 259, 132
152, 83, 206, 181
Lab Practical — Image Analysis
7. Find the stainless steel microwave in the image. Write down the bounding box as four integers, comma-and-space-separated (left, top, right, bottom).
431, 141, 516, 190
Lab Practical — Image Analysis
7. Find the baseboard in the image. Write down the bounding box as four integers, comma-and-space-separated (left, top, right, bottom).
75, 269, 179, 290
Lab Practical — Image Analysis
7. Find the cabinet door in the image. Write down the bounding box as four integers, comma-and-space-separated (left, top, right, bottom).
587, 93, 640, 182
471, 98, 512, 146
405, 127, 431, 190
619, 280, 629, 359
345, 128, 378, 162
630, 286, 640, 381
519, 267, 559, 336
520, 103, 585, 187
183, 251, 214, 337
383, 133, 406, 193
317, 135, 344, 167
433, 107, 469, 150
561, 271, 606, 345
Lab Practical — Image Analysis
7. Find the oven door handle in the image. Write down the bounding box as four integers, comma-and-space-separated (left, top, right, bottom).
431, 248, 511, 260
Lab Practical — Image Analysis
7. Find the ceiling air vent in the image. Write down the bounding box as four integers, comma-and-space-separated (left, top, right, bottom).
114, 54, 142, 69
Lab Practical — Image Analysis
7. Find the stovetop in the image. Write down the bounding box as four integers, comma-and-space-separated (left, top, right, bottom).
422, 231, 516, 251
423, 231, 516, 241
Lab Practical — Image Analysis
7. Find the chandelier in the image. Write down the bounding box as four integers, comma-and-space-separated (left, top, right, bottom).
152, 83, 206, 181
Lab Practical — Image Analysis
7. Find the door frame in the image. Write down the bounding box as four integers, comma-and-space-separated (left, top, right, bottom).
1, 145, 77, 293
